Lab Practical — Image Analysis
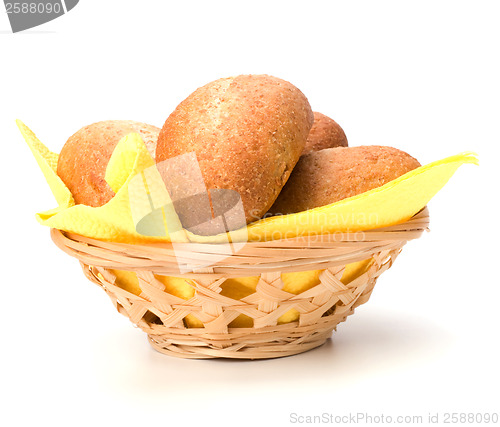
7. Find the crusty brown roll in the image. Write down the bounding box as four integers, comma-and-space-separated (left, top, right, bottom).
156, 74, 314, 234
268, 145, 421, 215
303, 112, 348, 155
57, 120, 160, 207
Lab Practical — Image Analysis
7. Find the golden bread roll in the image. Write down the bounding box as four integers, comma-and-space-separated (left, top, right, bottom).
268, 145, 421, 215
303, 112, 348, 155
57, 120, 160, 207
156, 74, 314, 234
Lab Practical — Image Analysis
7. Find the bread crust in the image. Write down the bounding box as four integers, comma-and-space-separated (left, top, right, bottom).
57, 120, 159, 207
303, 112, 348, 155
268, 145, 421, 215
156, 74, 314, 232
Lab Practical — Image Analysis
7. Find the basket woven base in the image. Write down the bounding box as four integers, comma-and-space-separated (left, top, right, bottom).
79, 248, 394, 359
52, 208, 429, 360
146, 316, 345, 359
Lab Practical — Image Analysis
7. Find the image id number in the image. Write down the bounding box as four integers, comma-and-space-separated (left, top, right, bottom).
6, 2, 62, 14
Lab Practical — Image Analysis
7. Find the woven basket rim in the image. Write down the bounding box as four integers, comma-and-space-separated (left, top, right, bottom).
50, 207, 429, 277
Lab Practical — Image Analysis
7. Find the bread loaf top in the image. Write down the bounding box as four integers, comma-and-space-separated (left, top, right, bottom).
303, 112, 348, 155
269, 145, 421, 215
156, 74, 314, 232
57, 120, 159, 207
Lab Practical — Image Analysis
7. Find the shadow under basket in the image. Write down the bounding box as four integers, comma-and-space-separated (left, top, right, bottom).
50, 207, 429, 360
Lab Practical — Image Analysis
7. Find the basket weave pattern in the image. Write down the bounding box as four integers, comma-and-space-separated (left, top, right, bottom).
51, 208, 429, 359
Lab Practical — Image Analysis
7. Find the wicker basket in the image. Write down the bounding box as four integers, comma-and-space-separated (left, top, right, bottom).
50, 207, 429, 359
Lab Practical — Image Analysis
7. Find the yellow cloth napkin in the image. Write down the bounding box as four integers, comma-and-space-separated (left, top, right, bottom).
19, 120, 187, 243
18, 120, 478, 244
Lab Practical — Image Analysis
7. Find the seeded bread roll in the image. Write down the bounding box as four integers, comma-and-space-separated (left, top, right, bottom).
303, 112, 348, 155
156, 74, 314, 234
57, 120, 160, 207
268, 146, 421, 215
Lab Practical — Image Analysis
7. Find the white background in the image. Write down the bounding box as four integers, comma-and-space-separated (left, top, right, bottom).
1, 1, 498, 426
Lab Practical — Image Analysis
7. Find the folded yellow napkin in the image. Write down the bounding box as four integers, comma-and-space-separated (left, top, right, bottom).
18, 120, 478, 244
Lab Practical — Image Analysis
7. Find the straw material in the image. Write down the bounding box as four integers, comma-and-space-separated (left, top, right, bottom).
51, 207, 429, 359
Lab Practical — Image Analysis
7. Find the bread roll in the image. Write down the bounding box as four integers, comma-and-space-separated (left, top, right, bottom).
156, 74, 314, 234
268, 146, 421, 215
57, 120, 160, 207
303, 112, 348, 155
